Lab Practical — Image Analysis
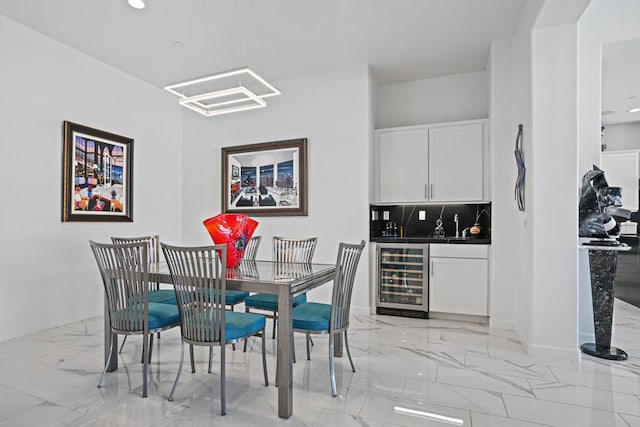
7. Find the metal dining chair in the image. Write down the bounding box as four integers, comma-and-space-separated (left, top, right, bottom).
244, 235, 261, 261
161, 243, 268, 415
243, 237, 317, 353
292, 240, 366, 397
90, 240, 180, 398
111, 235, 175, 353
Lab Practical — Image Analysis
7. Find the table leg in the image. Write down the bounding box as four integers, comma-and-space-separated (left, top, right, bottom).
277, 288, 293, 418
104, 301, 118, 372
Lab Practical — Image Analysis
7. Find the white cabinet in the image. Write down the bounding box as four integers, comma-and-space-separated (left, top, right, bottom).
600, 150, 639, 212
429, 124, 485, 202
374, 120, 488, 204
429, 244, 488, 316
378, 129, 429, 203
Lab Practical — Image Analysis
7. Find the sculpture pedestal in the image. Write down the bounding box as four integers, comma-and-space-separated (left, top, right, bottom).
579, 243, 630, 361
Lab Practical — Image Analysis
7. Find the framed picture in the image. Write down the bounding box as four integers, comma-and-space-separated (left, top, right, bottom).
61, 121, 134, 222
222, 138, 308, 216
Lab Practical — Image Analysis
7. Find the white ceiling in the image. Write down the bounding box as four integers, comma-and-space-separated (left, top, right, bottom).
0, 0, 525, 88
602, 38, 640, 125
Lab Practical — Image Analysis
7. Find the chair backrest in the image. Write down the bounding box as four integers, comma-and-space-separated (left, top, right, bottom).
244, 235, 261, 261
161, 243, 227, 344
273, 236, 317, 263
111, 235, 160, 264
330, 240, 366, 332
90, 240, 150, 334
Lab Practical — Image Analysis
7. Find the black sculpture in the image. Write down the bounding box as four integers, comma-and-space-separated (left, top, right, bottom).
579, 165, 630, 360
579, 165, 630, 239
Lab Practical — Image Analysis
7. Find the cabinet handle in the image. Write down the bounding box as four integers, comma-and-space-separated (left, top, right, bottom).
424, 184, 428, 199
430, 261, 434, 277
430, 184, 433, 199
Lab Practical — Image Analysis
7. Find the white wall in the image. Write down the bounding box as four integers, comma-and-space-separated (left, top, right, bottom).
488, 39, 516, 330
603, 122, 640, 151
506, 0, 543, 348
180, 65, 372, 309
530, 23, 580, 357
377, 71, 488, 128
577, 0, 640, 344
0, 16, 182, 341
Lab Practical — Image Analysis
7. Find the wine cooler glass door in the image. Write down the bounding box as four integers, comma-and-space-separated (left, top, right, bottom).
377, 244, 428, 311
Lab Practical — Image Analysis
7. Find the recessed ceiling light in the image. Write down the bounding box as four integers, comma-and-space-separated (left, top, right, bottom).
172, 41, 184, 48
128, 0, 145, 9
628, 107, 640, 113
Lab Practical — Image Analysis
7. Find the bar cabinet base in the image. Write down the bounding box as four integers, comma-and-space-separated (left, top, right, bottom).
580, 343, 628, 361
376, 307, 429, 319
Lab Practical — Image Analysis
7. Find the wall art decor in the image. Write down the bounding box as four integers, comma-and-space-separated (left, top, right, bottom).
222, 138, 307, 216
62, 121, 133, 222
514, 124, 525, 211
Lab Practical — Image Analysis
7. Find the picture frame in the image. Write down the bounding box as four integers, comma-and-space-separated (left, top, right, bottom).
222, 138, 308, 216
61, 121, 134, 222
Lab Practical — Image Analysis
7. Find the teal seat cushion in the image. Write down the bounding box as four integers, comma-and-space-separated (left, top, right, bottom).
225, 290, 250, 305
128, 290, 176, 305
188, 310, 266, 342
225, 311, 266, 341
192, 289, 250, 306
148, 289, 177, 305
114, 302, 180, 331
244, 293, 307, 311
292, 302, 332, 331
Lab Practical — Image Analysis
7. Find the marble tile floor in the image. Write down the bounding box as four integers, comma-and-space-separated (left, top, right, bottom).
1, 300, 640, 426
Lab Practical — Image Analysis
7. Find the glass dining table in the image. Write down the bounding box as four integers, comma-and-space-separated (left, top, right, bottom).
103, 259, 337, 419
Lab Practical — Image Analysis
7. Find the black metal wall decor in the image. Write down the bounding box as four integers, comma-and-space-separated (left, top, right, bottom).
514, 124, 525, 211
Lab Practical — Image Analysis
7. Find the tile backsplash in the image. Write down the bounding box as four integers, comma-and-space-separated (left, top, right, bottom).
370, 203, 491, 239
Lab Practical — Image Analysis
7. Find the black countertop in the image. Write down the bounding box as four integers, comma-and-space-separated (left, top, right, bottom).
370, 237, 491, 244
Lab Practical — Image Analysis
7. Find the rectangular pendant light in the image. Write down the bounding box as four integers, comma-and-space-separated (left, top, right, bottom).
165, 67, 280, 117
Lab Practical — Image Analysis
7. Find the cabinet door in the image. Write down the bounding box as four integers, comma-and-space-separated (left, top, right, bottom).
600, 151, 639, 212
377, 129, 429, 203
428, 123, 485, 202
429, 257, 488, 315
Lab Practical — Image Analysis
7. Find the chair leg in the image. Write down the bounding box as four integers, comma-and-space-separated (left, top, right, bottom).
292, 331, 296, 364
142, 331, 149, 398
243, 307, 250, 353
141, 334, 154, 364
309, 335, 314, 346
230, 305, 236, 351
220, 344, 226, 416
261, 328, 269, 386
97, 333, 114, 388
208, 347, 213, 374
272, 313, 277, 340
148, 333, 154, 363
344, 330, 355, 372
329, 333, 337, 397
190, 344, 196, 373
168, 339, 184, 401
306, 333, 311, 361
118, 335, 127, 353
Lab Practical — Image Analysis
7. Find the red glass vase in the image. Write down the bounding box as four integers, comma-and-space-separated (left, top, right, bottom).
203, 214, 259, 268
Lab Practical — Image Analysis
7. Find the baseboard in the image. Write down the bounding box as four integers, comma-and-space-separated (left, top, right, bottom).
489, 317, 514, 330
579, 332, 595, 345
351, 304, 372, 316
429, 312, 488, 324
528, 342, 580, 361
0, 306, 102, 343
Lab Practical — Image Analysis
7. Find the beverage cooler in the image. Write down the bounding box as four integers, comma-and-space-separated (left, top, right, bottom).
375, 243, 429, 318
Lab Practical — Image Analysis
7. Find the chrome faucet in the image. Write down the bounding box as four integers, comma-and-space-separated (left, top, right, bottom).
454, 214, 460, 238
